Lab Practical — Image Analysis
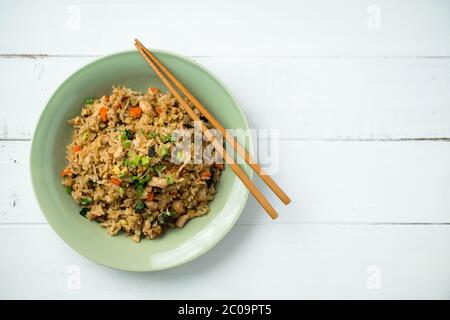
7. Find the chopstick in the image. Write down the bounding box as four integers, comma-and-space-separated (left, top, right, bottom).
135, 40, 291, 206
134, 40, 282, 219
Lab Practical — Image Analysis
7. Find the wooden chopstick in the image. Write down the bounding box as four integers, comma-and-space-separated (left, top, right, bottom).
134, 41, 279, 219
134, 40, 291, 206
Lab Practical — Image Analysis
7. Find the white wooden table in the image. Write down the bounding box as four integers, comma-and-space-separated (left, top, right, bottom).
0, 0, 449, 299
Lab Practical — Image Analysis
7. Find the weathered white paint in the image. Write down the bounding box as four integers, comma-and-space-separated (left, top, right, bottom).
0, 0, 449, 56
1, 57, 450, 140
1, 140, 450, 224
0, 0, 449, 300
0, 224, 449, 299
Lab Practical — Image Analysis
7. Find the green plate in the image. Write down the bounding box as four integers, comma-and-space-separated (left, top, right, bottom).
30, 50, 252, 271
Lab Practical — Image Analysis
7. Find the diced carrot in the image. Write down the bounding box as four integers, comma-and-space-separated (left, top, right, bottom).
130, 106, 142, 118
155, 107, 163, 115
214, 163, 224, 170
104, 95, 110, 102
149, 87, 159, 94
111, 178, 121, 186
99, 107, 108, 122
60, 168, 72, 177
73, 145, 82, 153
201, 169, 211, 179
147, 192, 154, 202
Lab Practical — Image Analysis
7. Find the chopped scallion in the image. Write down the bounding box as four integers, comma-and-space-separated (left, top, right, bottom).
158, 146, 168, 158
166, 175, 175, 185
141, 156, 150, 166
122, 140, 131, 149
79, 207, 89, 217
82, 131, 90, 141
80, 197, 91, 206
135, 184, 145, 198
122, 129, 132, 141
134, 200, 146, 212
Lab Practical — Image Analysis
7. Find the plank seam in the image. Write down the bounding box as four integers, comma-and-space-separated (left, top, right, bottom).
2, 138, 450, 142
0, 222, 449, 227
1, 54, 450, 59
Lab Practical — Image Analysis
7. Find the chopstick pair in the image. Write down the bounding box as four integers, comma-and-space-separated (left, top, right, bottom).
134, 39, 290, 219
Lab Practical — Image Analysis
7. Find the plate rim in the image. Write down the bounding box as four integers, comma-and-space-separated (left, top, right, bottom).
30, 49, 252, 272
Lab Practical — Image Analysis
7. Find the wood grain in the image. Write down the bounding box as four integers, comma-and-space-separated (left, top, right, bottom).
0, 224, 448, 299
1, 57, 450, 140
0, 0, 449, 56
0, 0, 449, 299
135, 42, 280, 219
2, 140, 449, 224
136, 40, 291, 205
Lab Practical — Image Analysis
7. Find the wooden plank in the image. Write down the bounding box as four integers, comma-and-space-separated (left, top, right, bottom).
2, 140, 450, 224
0, 142, 39, 223
203, 57, 450, 140
1, 56, 450, 140
0, 57, 88, 139
0, 0, 449, 56
0, 224, 448, 299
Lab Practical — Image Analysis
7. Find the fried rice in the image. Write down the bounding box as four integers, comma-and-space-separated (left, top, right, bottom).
61, 86, 224, 242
